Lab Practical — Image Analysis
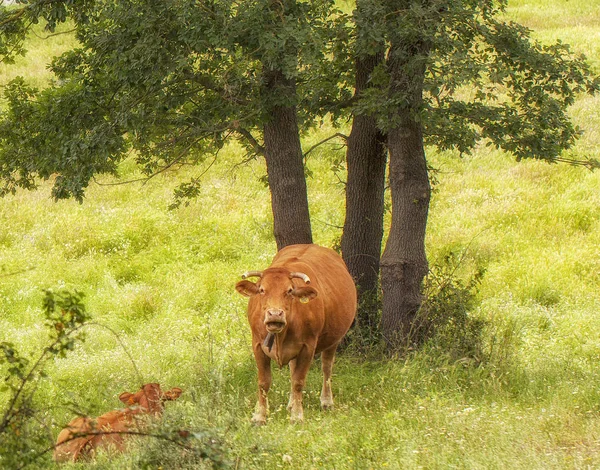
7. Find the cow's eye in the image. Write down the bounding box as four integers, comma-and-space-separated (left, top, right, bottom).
287, 287, 294, 295
259, 287, 265, 295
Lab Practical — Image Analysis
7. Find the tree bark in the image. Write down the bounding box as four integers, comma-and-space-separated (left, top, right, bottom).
263, 68, 313, 250
341, 52, 387, 330
380, 44, 431, 349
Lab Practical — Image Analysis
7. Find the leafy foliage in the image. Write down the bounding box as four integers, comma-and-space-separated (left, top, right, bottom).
2, 0, 592, 204
351, 0, 599, 163
0, 0, 348, 201
415, 252, 486, 363
0, 289, 89, 469
0, 0, 80, 65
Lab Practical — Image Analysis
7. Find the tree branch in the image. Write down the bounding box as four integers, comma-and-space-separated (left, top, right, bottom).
0, 0, 63, 27
303, 132, 348, 159
20, 429, 216, 470
553, 156, 600, 170
235, 127, 265, 156
30, 27, 76, 40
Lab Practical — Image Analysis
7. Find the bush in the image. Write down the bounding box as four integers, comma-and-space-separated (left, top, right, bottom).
411, 252, 486, 364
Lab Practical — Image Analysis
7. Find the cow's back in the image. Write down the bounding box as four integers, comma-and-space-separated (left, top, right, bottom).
54, 416, 95, 462
271, 244, 356, 349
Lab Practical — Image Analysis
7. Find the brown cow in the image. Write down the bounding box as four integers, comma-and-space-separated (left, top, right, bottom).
236, 243, 356, 424
53, 383, 182, 462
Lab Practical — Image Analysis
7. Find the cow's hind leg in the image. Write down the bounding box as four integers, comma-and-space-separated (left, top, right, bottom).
252, 344, 272, 425
320, 344, 337, 410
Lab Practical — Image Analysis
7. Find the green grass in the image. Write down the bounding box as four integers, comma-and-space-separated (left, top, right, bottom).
2, 0, 600, 468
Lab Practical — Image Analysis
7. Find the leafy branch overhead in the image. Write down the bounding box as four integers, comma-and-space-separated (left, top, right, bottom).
0, 0, 349, 201
352, 0, 599, 159
0, 0, 596, 203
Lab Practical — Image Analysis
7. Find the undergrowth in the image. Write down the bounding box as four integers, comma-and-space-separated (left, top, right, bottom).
0, 290, 90, 468
412, 252, 487, 365
0, 292, 228, 469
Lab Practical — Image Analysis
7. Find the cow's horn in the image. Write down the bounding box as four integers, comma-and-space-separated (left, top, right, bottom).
290, 272, 310, 284
241, 271, 263, 280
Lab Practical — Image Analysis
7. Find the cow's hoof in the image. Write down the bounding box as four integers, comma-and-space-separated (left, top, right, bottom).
251, 414, 267, 426
321, 397, 334, 410
290, 412, 304, 424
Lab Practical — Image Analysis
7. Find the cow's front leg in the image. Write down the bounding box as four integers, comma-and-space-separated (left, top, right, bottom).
289, 346, 314, 423
252, 343, 271, 425
287, 358, 296, 411
320, 344, 337, 410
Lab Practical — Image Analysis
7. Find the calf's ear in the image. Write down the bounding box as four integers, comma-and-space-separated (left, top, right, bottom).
293, 286, 318, 304
235, 280, 259, 297
164, 387, 183, 401
119, 392, 134, 405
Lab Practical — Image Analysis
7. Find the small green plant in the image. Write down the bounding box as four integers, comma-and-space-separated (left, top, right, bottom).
0, 289, 89, 469
341, 288, 385, 356
410, 252, 486, 364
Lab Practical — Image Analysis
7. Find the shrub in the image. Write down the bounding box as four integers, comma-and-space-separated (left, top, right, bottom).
411, 252, 486, 364
0, 290, 229, 469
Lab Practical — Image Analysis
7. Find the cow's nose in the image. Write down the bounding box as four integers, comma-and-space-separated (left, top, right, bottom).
267, 309, 284, 318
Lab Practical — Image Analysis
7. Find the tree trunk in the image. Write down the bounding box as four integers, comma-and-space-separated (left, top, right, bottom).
380, 44, 431, 349
341, 52, 387, 330
263, 68, 313, 250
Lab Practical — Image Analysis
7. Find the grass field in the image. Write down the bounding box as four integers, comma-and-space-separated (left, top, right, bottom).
1, 0, 600, 468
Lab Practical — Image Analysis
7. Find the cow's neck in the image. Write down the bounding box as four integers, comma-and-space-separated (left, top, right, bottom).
274, 331, 286, 367
261, 329, 293, 367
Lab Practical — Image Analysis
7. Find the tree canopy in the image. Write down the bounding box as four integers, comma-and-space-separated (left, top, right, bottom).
0, 0, 348, 202
0, 0, 596, 199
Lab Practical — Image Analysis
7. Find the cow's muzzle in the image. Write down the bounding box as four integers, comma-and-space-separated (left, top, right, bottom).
264, 309, 286, 333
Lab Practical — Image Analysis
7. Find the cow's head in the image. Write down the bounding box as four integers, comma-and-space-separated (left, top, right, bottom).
236, 268, 318, 334
118, 383, 183, 414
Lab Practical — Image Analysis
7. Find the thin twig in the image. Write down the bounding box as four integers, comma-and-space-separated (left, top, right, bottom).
0, 324, 87, 433
30, 28, 76, 39
20, 429, 211, 470
0, 267, 35, 278
303, 133, 348, 159
85, 322, 145, 385
311, 218, 343, 230
554, 157, 600, 169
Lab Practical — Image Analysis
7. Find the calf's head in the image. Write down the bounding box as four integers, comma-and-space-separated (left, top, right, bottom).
118, 383, 183, 414
236, 268, 318, 334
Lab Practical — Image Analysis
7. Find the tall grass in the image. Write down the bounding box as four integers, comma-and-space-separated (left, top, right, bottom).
1, 0, 600, 467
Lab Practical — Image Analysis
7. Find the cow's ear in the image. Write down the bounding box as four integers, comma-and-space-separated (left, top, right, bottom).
293, 286, 318, 304
119, 392, 134, 405
163, 387, 183, 401
236, 280, 259, 297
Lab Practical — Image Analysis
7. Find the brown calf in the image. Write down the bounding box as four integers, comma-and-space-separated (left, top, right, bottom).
53, 383, 182, 462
